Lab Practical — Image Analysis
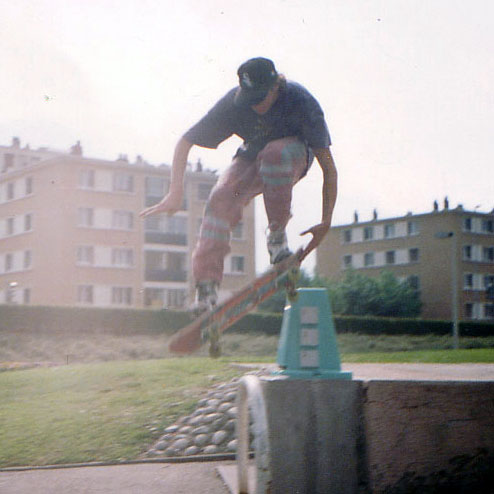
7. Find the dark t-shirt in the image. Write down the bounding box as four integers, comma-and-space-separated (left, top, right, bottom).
183, 81, 331, 162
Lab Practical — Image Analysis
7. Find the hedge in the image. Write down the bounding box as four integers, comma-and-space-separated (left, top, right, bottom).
0, 304, 493, 338
0, 304, 190, 335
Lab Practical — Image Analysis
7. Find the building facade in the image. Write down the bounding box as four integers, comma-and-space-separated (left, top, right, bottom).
316, 202, 494, 321
0, 137, 256, 309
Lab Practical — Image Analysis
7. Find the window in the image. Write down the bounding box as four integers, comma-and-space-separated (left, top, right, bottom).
384, 224, 395, 239
6, 217, 14, 236
364, 227, 374, 241
386, 251, 396, 265
77, 246, 94, 265
145, 288, 163, 307
145, 251, 165, 270
482, 247, 494, 263
112, 248, 134, 267
485, 305, 494, 319
166, 289, 187, 309
79, 169, 95, 189
409, 248, 420, 263
77, 285, 93, 304
78, 208, 94, 227
198, 183, 213, 201
463, 245, 472, 260
144, 288, 186, 309
25, 177, 33, 195
482, 219, 494, 234
166, 216, 187, 234
407, 221, 419, 235
364, 252, 375, 267
112, 287, 132, 306
24, 250, 32, 269
463, 218, 472, 231
343, 254, 352, 268
145, 216, 186, 233
24, 213, 32, 232
169, 252, 186, 270
5, 253, 13, 272
232, 222, 244, 240
484, 275, 494, 289
343, 230, 352, 243
231, 256, 245, 273
113, 172, 134, 192
112, 210, 133, 230
145, 176, 167, 197
145, 216, 161, 231
7, 182, 15, 200
465, 303, 473, 319
464, 273, 474, 289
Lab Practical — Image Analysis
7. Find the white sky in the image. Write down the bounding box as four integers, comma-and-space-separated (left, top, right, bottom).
1, 0, 493, 272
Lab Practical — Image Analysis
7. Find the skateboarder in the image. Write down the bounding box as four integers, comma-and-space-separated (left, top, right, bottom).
140, 57, 337, 311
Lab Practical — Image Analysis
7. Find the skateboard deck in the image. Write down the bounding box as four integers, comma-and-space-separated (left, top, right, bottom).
168, 246, 308, 357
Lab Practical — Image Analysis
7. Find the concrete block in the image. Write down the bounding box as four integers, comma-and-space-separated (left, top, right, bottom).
262, 378, 364, 494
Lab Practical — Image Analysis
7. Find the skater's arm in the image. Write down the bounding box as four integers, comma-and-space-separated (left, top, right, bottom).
140, 137, 193, 217
315, 147, 337, 227
301, 147, 337, 254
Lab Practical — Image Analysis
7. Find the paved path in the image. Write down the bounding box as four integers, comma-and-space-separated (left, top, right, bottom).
343, 362, 494, 381
0, 461, 233, 494
1, 364, 493, 494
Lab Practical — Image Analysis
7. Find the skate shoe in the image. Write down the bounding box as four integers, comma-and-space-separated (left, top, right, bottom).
267, 230, 292, 264
190, 280, 219, 316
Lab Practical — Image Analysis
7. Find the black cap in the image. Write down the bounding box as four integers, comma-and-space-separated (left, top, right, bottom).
234, 57, 278, 108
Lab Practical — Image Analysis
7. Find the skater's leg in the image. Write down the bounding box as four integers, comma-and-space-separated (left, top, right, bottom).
257, 137, 308, 262
192, 157, 262, 284
258, 137, 308, 231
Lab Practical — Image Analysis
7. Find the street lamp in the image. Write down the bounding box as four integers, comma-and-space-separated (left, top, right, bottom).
435, 231, 459, 349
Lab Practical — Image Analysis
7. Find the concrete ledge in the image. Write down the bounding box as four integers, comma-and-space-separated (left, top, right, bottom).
233, 378, 494, 494
364, 380, 494, 493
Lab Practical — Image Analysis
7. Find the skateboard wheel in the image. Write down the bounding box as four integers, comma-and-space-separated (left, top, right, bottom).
201, 328, 210, 342
209, 340, 221, 358
208, 325, 221, 358
287, 288, 298, 302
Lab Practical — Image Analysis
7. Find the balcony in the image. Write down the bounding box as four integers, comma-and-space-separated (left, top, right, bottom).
145, 268, 187, 282
144, 232, 187, 245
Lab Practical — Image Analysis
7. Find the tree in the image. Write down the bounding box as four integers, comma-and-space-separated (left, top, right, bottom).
326, 269, 421, 317
257, 269, 422, 317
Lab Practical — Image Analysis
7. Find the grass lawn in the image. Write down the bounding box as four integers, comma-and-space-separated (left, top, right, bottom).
0, 358, 244, 468
342, 347, 494, 363
1, 333, 493, 468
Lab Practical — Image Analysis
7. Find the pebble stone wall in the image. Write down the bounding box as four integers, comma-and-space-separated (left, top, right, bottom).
146, 371, 262, 458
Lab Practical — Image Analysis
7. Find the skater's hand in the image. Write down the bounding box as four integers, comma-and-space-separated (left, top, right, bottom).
300, 222, 331, 257
139, 192, 183, 218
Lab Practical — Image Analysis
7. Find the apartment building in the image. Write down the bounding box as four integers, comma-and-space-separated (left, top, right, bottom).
0, 137, 256, 309
316, 200, 494, 320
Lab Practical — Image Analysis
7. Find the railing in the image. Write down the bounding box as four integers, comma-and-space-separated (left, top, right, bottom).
144, 232, 187, 245
144, 269, 187, 282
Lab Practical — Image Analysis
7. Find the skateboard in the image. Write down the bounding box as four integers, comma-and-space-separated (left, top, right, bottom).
168, 246, 308, 357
